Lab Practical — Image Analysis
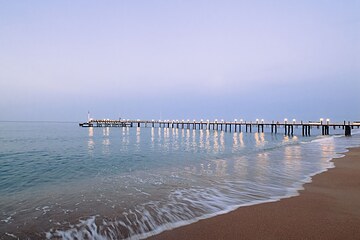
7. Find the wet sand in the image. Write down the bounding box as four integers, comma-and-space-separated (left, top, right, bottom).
150, 147, 360, 240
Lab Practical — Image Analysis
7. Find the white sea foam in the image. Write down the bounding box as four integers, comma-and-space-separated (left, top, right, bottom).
46, 133, 360, 240
2, 123, 360, 239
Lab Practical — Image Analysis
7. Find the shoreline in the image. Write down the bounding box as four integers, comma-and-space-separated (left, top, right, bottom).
149, 146, 360, 240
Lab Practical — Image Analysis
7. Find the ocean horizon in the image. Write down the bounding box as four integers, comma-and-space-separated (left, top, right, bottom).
1, 122, 360, 239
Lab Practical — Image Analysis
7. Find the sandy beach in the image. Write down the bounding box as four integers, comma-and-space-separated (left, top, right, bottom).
150, 147, 360, 240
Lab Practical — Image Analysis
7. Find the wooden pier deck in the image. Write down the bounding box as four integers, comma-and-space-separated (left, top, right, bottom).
79, 119, 360, 136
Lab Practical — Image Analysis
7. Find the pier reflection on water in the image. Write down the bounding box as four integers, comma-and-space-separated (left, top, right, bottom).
85, 126, 339, 181
2, 122, 358, 240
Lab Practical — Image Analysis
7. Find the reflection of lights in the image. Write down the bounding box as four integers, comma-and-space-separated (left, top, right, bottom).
122, 127, 129, 144
103, 139, 110, 146
158, 127, 162, 139
205, 130, 210, 151
88, 127, 93, 137
87, 138, 94, 153
87, 127, 94, 154
199, 129, 204, 148
103, 127, 110, 136
151, 127, 155, 143
213, 131, 219, 152
239, 132, 244, 147
283, 145, 302, 174
234, 156, 248, 177
254, 132, 265, 147
185, 129, 191, 151
220, 131, 225, 150
136, 127, 141, 144
254, 132, 260, 146
213, 159, 227, 176
102, 135, 110, 155
233, 132, 238, 149
257, 152, 269, 169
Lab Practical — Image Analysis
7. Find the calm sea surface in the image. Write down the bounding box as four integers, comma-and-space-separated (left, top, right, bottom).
1, 122, 359, 239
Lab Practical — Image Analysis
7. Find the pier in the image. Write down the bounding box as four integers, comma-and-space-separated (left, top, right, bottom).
79, 119, 360, 136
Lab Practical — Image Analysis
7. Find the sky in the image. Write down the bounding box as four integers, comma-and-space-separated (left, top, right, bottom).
0, 0, 359, 122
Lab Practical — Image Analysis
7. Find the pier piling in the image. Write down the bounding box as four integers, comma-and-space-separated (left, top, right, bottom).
79, 119, 358, 137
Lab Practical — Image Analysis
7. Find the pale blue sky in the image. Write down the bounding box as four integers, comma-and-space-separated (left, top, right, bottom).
0, 0, 359, 122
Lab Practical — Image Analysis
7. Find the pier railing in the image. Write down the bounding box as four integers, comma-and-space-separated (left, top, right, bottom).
79, 119, 359, 136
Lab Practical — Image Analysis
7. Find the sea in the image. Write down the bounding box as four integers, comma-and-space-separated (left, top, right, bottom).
1, 122, 360, 239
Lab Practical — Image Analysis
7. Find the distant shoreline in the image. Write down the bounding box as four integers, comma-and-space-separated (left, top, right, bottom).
0, 120, 78, 123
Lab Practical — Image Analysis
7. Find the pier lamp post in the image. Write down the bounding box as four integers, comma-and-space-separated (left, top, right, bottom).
221, 119, 224, 123
207, 119, 209, 123
326, 118, 330, 125
234, 119, 237, 123
182, 120, 184, 123
261, 119, 264, 124
215, 119, 218, 123
320, 118, 324, 125
256, 119, 259, 124
240, 119, 243, 124
284, 118, 288, 124
293, 119, 296, 124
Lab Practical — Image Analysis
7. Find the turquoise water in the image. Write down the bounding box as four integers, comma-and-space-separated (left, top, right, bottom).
0, 122, 359, 239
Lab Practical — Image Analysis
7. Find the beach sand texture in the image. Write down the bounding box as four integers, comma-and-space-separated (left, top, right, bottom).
150, 147, 360, 240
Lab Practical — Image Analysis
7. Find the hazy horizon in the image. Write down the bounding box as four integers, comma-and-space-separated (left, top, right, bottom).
1, 1, 359, 122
